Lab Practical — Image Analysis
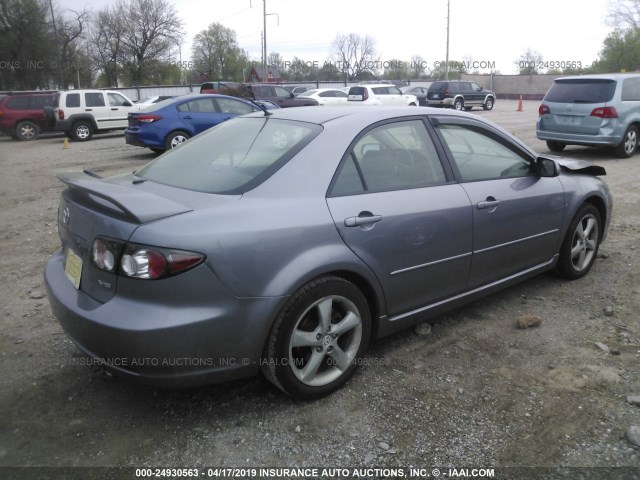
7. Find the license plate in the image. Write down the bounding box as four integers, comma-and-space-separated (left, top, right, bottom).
64, 247, 83, 290
555, 115, 580, 125
431, 94, 439, 99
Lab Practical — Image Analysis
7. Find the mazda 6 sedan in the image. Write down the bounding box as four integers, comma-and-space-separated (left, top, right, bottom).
45, 106, 612, 399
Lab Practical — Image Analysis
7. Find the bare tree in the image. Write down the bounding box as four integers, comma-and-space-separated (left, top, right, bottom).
52, 8, 90, 88
515, 48, 543, 75
410, 54, 429, 79
607, 0, 640, 29
330, 33, 378, 80
90, 7, 125, 87
115, 0, 184, 85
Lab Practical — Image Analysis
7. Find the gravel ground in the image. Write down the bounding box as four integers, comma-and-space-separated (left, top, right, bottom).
0, 100, 639, 480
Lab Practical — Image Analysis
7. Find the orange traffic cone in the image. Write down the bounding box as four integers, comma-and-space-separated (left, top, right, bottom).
63, 138, 69, 149
516, 95, 523, 112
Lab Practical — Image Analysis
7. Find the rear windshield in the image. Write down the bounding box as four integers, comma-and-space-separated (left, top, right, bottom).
428, 82, 448, 92
349, 87, 366, 96
544, 79, 616, 103
137, 117, 322, 194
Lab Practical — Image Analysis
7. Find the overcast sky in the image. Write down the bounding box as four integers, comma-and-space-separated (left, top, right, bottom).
62, 0, 614, 74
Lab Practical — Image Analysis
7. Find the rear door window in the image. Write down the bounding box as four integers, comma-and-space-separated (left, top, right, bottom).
85, 93, 105, 107
544, 79, 616, 103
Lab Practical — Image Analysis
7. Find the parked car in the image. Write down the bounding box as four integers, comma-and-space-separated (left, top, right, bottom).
0, 91, 56, 140
45, 106, 611, 400
125, 94, 278, 153
283, 85, 313, 96
298, 88, 348, 105
200, 81, 241, 94
47, 89, 137, 141
135, 95, 175, 110
229, 83, 319, 108
536, 73, 640, 158
427, 80, 495, 111
400, 85, 431, 106
347, 84, 419, 106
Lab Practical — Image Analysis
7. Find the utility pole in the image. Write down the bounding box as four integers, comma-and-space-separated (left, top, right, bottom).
263, 0, 267, 73
445, 0, 450, 80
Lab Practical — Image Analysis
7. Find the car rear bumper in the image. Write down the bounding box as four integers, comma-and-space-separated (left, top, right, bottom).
426, 99, 453, 107
535, 127, 623, 147
44, 248, 284, 387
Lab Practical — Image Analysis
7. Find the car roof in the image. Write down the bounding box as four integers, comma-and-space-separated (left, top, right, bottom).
554, 73, 640, 81
244, 105, 470, 125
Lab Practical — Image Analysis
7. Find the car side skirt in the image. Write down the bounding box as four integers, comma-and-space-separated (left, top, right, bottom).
375, 255, 558, 337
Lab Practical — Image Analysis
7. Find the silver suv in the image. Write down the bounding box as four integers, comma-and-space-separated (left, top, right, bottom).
49, 89, 136, 141
536, 73, 640, 158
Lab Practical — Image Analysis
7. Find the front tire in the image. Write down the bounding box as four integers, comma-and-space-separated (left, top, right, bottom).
72, 121, 93, 142
482, 97, 494, 110
16, 120, 39, 141
614, 125, 638, 158
262, 276, 371, 400
557, 204, 601, 279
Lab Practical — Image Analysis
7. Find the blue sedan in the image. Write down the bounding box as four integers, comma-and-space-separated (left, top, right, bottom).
124, 94, 278, 153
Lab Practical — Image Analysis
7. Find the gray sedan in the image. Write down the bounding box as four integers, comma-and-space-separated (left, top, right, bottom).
45, 106, 612, 399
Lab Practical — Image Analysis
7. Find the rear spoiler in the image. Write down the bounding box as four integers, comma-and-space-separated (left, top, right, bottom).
58, 172, 192, 223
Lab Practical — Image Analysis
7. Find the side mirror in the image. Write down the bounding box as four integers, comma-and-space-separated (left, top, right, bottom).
536, 157, 559, 177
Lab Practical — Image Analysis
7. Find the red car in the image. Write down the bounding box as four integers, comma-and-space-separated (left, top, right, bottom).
0, 92, 56, 140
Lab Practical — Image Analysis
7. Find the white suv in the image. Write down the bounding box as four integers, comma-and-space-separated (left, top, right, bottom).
49, 90, 136, 141
347, 84, 418, 106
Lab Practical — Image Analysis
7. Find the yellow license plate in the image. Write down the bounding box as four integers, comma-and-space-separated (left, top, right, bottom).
64, 248, 83, 290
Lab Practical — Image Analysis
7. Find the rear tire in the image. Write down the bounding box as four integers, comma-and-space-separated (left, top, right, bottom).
614, 125, 638, 158
165, 130, 190, 150
262, 276, 371, 400
453, 98, 464, 110
15, 120, 39, 141
557, 204, 601, 280
72, 121, 93, 142
547, 141, 566, 152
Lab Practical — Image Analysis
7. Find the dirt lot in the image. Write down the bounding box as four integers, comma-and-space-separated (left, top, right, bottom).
1, 100, 639, 479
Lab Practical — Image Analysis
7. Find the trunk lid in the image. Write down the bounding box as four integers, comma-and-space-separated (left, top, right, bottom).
56, 172, 238, 303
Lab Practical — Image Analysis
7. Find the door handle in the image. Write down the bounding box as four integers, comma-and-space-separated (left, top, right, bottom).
183, 115, 193, 119
85, 109, 92, 111
111, 107, 119, 111
344, 214, 382, 227
477, 197, 501, 210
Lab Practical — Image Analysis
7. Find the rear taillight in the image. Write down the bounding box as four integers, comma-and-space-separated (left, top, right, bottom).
91, 238, 119, 272
91, 237, 205, 280
590, 106, 618, 118
538, 104, 550, 116
57, 109, 65, 120
444, 89, 449, 95
134, 114, 163, 123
